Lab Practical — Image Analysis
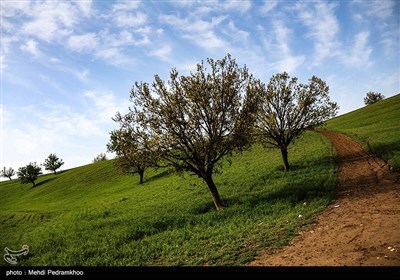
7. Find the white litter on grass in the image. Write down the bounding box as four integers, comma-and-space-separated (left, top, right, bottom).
298, 214, 303, 218
334, 205, 340, 208
388, 246, 392, 250
391, 248, 395, 252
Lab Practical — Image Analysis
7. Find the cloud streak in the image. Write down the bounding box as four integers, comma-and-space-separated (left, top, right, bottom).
160, 14, 228, 51
269, 21, 305, 73
295, 1, 340, 65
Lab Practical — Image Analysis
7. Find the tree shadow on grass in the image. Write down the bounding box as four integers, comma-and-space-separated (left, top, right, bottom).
192, 155, 338, 215
31, 177, 56, 188
145, 168, 174, 183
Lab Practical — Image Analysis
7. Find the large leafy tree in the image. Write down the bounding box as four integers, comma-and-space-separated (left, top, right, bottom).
118, 54, 259, 210
43, 153, 64, 175
107, 127, 159, 184
364, 91, 385, 105
256, 72, 338, 171
1, 167, 15, 180
17, 162, 42, 187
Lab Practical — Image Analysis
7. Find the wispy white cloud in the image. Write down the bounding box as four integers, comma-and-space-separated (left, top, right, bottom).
170, 0, 251, 13
341, 31, 373, 67
1, 0, 31, 31
364, 0, 396, 19
260, 0, 279, 15
1, 36, 18, 54
110, 0, 147, 28
269, 21, 305, 73
67, 33, 99, 52
1, 36, 18, 69
1, 103, 94, 168
20, 1, 80, 42
114, 12, 147, 28
66, 30, 146, 66
149, 45, 172, 61
295, 1, 340, 65
352, 13, 363, 23
0, 55, 7, 70
99, 30, 149, 47
352, 0, 398, 56
76, 0, 93, 17
160, 14, 227, 50
2, 87, 130, 170
83, 90, 128, 124
2, 0, 94, 66
221, 0, 252, 13
2, 72, 43, 94
112, 1, 141, 12
224, 20, 249, 44
52, 64, 91, 84
20, 39, 42, 58
95, 48, 135, 66
76, 69, 90, 82
39, 74, 65, 94
381, 28, 399, 55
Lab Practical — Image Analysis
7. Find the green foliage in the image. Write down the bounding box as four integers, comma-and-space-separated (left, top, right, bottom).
364, 91, 385, 105
0, 132, 337, 266
118, 54, 260, 210
93, 153, 107, 163
326, 94, 400, 170
17, 163, 42, 186
43, 153, 64, 175
107, 126, 159, 184
1, 167, 15, 180
256, 72, 338, 171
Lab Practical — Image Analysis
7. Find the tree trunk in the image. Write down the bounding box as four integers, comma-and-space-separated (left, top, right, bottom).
204, 175, 224, 210
8, 177, 12, 180
54, 170, 57, 175
139, 170, 144, 184
280, 146, 290, 172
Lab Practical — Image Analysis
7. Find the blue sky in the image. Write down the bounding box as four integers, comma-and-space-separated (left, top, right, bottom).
1, 0, 399, 175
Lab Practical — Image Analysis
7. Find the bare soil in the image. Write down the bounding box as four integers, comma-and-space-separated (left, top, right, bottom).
249, 131, 400, 266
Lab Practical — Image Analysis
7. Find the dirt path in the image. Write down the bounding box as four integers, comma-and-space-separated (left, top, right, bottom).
249, 131, 400, 266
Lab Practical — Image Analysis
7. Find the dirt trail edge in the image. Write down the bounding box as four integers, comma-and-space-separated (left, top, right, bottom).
249, 130, 400, 266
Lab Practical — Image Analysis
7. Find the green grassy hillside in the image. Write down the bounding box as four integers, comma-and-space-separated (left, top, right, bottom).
326, 94, 400, 169
1, 131, 337, 266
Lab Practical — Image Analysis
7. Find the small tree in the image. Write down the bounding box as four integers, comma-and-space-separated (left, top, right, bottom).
93, 153, 107, 163
364, 91, 385, 105
107, 127, 159, 184
17, 163, 42, 187
256, 72, 338, 171
120, 54, 259, 210
43, 153, 64, 175
1, 167, 15, 180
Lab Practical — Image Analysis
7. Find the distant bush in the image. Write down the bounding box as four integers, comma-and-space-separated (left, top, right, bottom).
43, 153, 64, 174
364, 91, 385, 105
17, 162, 42, 187
93, 153, 107, 163
1, 167, 15, 180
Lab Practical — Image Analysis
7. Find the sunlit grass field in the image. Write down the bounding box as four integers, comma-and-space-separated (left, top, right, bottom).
1, 131, 337, 266
326, 94, 400, 169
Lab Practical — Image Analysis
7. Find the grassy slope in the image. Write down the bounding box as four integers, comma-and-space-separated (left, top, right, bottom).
326, 94, 400, 169
0, 131, 337, 266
